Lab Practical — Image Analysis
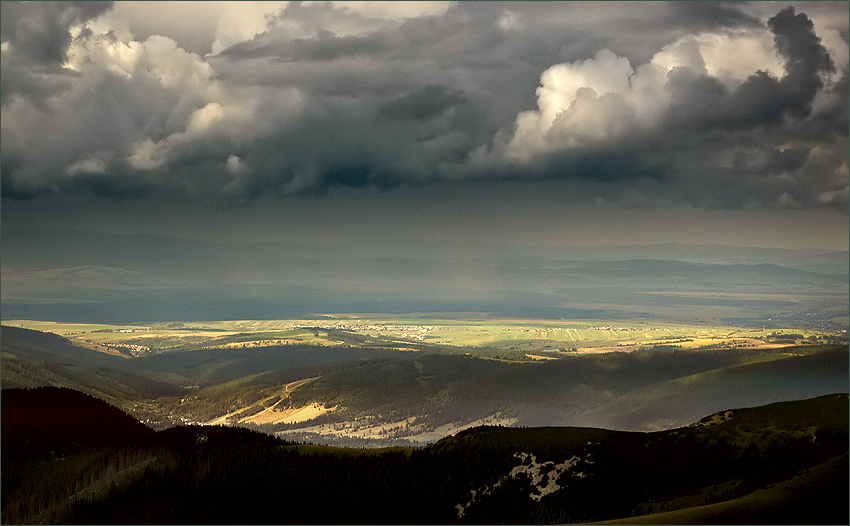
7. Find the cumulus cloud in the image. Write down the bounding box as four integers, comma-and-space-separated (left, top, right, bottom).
0, 1, 112, 64
0, 2, 846, 212
503, 7, 833, 156
66, 157, 109, 177
0, 1, 112, 107
3, 25, 231, 199
488, 6, 847, 210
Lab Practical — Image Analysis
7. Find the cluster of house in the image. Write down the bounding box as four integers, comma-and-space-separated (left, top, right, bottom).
294, 322, 435, 334
112, 342, 152, 356
588, 325, 655, 332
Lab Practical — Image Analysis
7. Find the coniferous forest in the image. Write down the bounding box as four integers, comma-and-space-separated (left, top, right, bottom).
2, 386, 847, 525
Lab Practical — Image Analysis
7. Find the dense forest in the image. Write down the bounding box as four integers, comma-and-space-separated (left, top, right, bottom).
2, 387, 847, 524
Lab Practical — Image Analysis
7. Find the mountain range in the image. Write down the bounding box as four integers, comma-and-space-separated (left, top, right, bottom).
2, 228, 846, 323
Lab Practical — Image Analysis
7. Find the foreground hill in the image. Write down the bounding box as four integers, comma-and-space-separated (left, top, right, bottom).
1, 387, 154, 457
1, 388, 846, 524
593, 452, 849, 525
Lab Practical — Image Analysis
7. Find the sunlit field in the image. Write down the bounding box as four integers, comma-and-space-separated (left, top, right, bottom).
5, 316, 839, 357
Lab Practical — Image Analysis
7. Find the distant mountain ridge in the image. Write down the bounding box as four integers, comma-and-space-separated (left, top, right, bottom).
4, 226, 847, 272
3, 227, 846, 322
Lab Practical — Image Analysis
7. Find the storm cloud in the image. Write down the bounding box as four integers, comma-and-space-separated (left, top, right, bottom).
1, 1, 847, 212
0, 1, 112, 64
379, 85, 465, 121
662, 7, 834, 131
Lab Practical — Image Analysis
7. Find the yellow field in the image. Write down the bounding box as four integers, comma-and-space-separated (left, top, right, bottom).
2, 316, 837, 356
274, 412, 519, 443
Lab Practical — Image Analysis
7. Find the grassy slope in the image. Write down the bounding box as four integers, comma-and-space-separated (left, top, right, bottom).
594, 452, 849, 525
0, 326, 184, 400
275, 345, 846, 434
574, 345, 849, 431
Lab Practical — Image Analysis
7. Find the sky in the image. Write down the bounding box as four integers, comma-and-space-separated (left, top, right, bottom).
1, 1, 848, 247
1, 1, 848, 322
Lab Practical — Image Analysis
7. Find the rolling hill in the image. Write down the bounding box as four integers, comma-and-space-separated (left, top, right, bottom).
0, 326, 183, 400
1, 388, 846, 524
260, 344, 848, 440
2, 325, 847, 442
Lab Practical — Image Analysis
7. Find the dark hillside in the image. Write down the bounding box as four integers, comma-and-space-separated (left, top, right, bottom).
262, 353, 514, 433
594, 452, 849, 525
272, 346, 847, 435
2, 389, 844, 525
1, 386, 154, 457
284, 348, 746, 417
288, 353, 510, 408
1, 387, 156, 525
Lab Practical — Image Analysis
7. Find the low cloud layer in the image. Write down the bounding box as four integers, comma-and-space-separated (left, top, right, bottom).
1, 1, 847, 211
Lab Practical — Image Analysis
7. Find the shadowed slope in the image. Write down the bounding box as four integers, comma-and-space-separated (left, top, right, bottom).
1, 386, 154, 457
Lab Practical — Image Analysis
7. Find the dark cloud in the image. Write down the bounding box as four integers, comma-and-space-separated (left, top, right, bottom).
731, 146, 809, 176
664, 2, 762, 32
57, 173, 156, 200
534, 1, 762, 66
321, 164, 397, 192
215, 2, 494, 66
218, 29, 388, 62
0, 2, 846, 216
0, 157, 49, 201
378, 85, 465, 121
770, 6, 834, 82
0, 1, 110, 107
665, 7, 835, 131
811, 76, 850, 137
0, 58, 77, 107
0, 1, 112, 64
